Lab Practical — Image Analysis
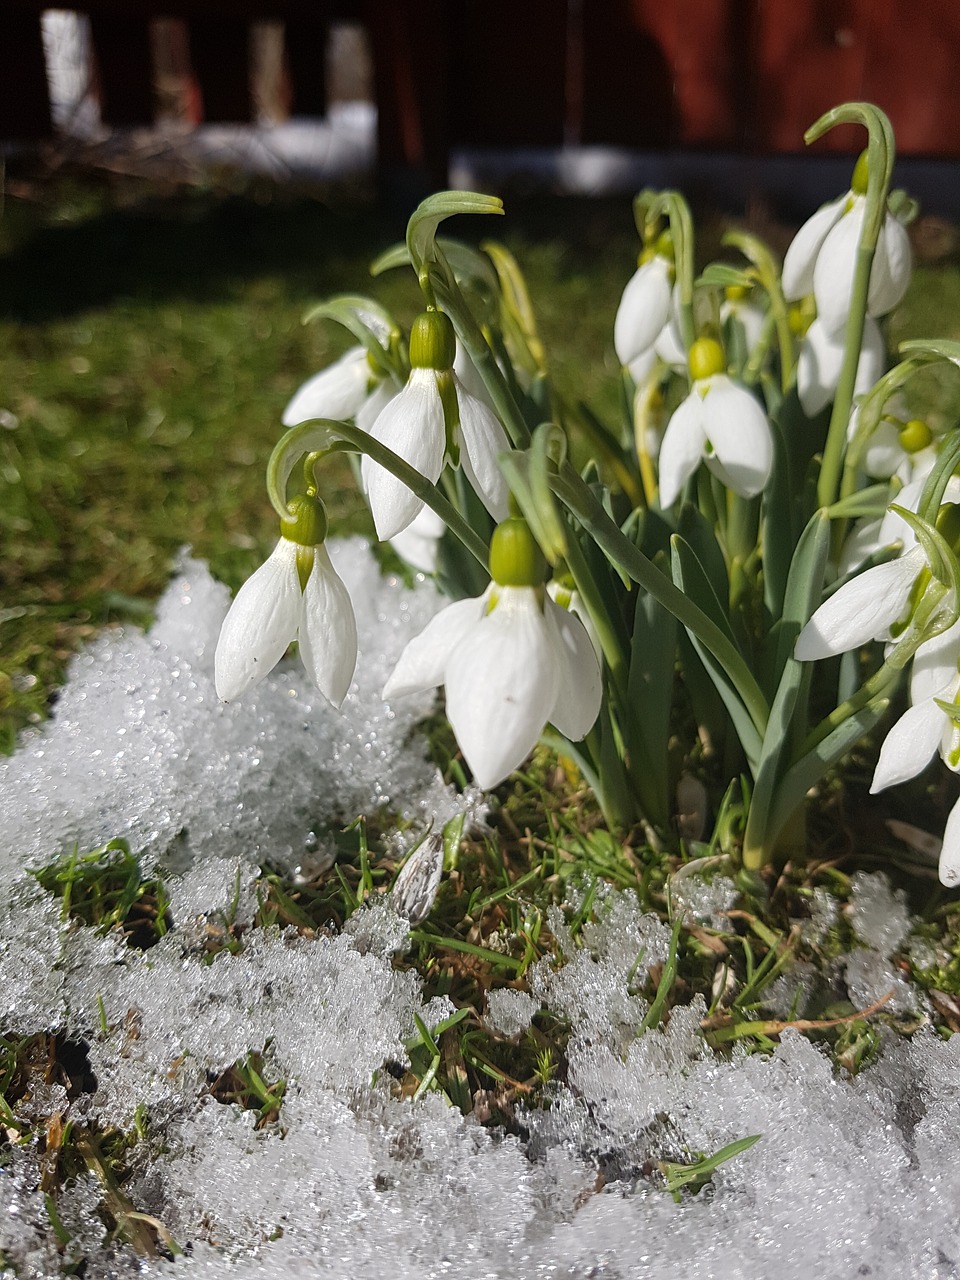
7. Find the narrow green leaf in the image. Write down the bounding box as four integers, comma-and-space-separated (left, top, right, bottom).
406, 191, 504, 271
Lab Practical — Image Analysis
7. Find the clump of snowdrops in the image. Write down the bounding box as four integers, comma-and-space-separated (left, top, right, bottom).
216, 101, 960, 888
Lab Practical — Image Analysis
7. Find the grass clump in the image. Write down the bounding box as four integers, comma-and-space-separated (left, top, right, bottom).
30, 838, 172, 948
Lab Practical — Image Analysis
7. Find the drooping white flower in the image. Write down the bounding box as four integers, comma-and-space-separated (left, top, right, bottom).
615, 252, 674, 369
215, 498, 357, 707
869, 617, 960, 886
657, 337, 773, 507
361, 311, 510, 541
782, 155, 912, 338
382, 518, 602, 789
282, 345, 375, 426
796, 315, 885, 417
793, 544, 926, 661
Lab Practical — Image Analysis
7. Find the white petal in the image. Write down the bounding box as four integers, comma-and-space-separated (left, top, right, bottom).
699, 376, 773, 499
868, 214, 913, 318
388, 504, 446, 574
814, 204, 865, 337
453, 343, 495, 409
356, 380, 397, 434
794, 546, 925, 660
862, 419, 903, 478
362, 369, 446, 540
627, 347, 658, 385
910, 621, 960, 704
797, 316, 885, 417
939, 797, 960, 887
214, 539, 302, 701
870, 698, 944, 792
445, 587, 560, 788
455, 379, 511, 520
658, 392, 706, 507
853, 315, 886, 396
382, 593, 486, 700
614, 258, 673, 367
653, 316, 687, 369
781, 196, 846, 300
544, 599, 602, 739
282, 347, 371, 426
836, 516, 884, 578
297, 544, 358, 708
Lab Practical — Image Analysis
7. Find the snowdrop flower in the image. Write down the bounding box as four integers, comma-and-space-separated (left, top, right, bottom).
548, 576, 602, 659
382, 517, 602, 789
215, 494, 357, 707
361, 310, 510, 541
870, 618, 960, 886
796, 315, 885, 417
658, 337, 773, 507
283, 345, 379, 426
794, 543, 926, 661
614, 236, 674, 370
782, 151, 912, 338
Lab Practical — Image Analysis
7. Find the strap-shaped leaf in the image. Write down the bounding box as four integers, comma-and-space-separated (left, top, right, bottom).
671, 536, 762, 772
300, 294, 402, 377
696, 262, 755, 290
482, 239, 546, 376
742, 511, 831, 868
498, 423, 568, 564
406, 191, 504, 272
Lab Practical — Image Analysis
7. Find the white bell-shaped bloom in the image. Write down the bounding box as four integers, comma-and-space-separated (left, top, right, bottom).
282, 346, 373, 426
794, 544, 925, 661
614, 255, 674, 368
383, 583, 601, 789
658, 374, 773, 508
782, 190, 911, 338
869, 617, 960, 887
361, 367, 510, 541
215, 537, 357, 708
796, 315, 885, 417
361, 367, 448, 541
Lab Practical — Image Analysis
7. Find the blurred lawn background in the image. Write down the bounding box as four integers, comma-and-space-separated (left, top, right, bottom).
2, 165, 960, 749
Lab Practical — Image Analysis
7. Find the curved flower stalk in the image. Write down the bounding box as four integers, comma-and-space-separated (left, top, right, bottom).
361, 309, 510, 540
382, 518, 601, 788
658, 337, 773, 507
215, 494, 358, 707
782, 151, 912, 338
796, 315, 885, 417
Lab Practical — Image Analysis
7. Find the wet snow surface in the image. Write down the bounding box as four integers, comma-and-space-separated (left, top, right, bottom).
1, 541, 959, 1279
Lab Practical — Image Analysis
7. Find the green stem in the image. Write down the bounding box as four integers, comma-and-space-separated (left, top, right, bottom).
267, 419, 490, 569
552, 463, 770, 739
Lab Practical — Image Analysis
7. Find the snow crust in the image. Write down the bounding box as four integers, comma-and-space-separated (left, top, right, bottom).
1, 543, 959, 1280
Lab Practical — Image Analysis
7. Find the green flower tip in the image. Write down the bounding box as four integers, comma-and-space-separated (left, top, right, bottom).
851, 149, 870, 196
409, 310, 456, 371
489, 517, 547, 588
280, 492, 328, 549
898, 419, 932, 454
688, 336, 726, 381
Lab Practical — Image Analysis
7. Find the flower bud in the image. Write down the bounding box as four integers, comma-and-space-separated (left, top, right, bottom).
898, 419, 933, 454
409, 310, 456, 371
391, 832, 445, 925
280, 493, 328, 548
489, 517, 547, 588
688, 337, 725, 382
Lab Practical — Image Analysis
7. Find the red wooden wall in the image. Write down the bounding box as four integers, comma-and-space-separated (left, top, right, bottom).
3, 0, 960, 176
